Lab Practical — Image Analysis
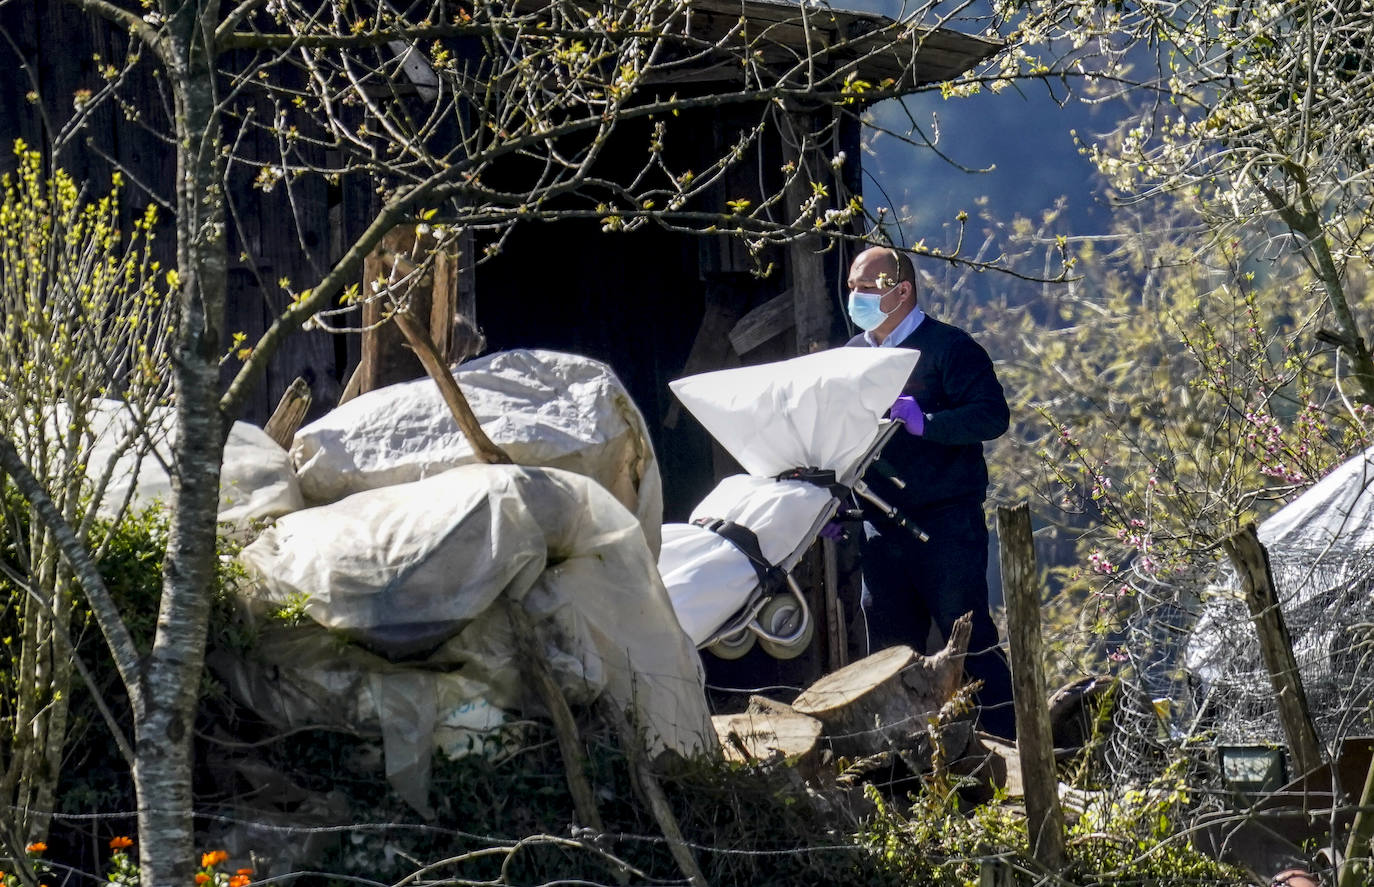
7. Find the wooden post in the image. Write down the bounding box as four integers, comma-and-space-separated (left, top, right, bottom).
508, 606, 604, 834
781, 112, 832, 355
357, 225, 473, 396
996, 502, 1066, 871
822, 537, 848, 672
392, 310, 512, 465
1338, 753, 1374, 887
600, 701, 709, 887
1222, 525, 1323, 777
262, 376, 312, 450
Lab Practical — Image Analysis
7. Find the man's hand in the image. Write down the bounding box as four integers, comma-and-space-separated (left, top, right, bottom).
890, 395, 925, 435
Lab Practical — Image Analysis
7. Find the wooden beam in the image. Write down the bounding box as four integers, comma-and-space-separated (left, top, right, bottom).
781, 114, 833, 355
393, 310, 512, 465
1223, 525, 1324, 777
996, 502, 1066, 871
262, 376, 312, 451
728, 290, 794, 355
822, 537, 847, 672
666, 278, 748, 428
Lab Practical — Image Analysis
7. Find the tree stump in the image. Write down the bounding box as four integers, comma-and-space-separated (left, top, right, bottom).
791, 614, 974, 761
901, 613, 972, 712
713, 703, 823, 778
791, 645, 921, 758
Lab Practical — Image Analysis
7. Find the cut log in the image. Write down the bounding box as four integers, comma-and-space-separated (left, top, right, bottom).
745, 694, 797, 717
712, 708, 822, 776
791, 645, 919, 758
792, 616, 976, 761
901, 613, 972, 711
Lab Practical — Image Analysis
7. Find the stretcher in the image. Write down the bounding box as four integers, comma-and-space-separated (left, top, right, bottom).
657, 348, 923, 659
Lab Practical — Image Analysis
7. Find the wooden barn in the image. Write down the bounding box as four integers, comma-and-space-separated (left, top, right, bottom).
0, 1, 998, 683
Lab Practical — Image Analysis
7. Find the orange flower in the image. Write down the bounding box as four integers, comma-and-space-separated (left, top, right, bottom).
25, 842, 47, 854
194, 874, 211, 885
109, 836, 134, 850
200, 850, 228, 868
228, 876, 250, 887
235, 870, 253, 877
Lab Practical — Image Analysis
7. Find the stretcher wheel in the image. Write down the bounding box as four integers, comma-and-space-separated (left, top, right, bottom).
706, 628, 756, 660
756, 595, 813, 660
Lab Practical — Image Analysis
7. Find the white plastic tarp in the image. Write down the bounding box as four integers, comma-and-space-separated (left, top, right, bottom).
1257, 443, 1374, 553
291, 349, 662, 552
79, 398, 303, 526
207, 625, 508, 815
668, 347, 920, 476
659, 476, 836, 645
238, 464, 711, 764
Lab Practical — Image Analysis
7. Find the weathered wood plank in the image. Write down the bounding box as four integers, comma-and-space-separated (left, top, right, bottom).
781, 114, 833, 355
262, 376, 312, 451
996, 502, 1065, 871
729, 290, 794, 355
666, 278, 749, 428
1223, 525, 1323, 777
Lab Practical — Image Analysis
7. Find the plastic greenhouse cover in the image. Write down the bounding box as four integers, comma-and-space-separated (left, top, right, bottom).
668, 347, 920, 476
1257, 444, 1374, 554
1186, 444, 1374, 703
238, 463, 712, 774
291, 349, 662, 552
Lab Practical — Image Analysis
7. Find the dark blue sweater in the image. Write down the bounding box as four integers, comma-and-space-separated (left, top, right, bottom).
847, 314, 1009, 512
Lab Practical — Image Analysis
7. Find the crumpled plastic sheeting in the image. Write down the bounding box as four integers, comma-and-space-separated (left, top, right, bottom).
660, 477, 836, 645
207, 625, 503, 816
237, 464, 712, 782
77, 398, 303, 526
668, 347, 920, 477
291, 349, 662, 553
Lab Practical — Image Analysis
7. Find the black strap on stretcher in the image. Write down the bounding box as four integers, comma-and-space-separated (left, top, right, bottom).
692, 518, 787, 594
773, 466, 847, 498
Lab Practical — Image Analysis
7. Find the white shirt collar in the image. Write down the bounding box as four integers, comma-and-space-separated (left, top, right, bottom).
864, 305, 926, 347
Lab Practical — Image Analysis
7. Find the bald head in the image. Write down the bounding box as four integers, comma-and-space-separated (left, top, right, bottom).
1270, 869, 1319, 887
847, 246, 917, 343
850, 246, 916, 293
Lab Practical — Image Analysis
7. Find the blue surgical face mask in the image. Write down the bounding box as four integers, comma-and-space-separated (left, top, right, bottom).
847, 287, 900, 331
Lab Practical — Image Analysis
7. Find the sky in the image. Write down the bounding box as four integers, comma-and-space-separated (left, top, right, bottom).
842, 0, 1122, 253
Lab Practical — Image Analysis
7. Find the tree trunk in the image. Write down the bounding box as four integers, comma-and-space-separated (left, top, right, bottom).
136, 6, 229, 885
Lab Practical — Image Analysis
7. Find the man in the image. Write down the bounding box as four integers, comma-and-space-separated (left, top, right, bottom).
842, 246, 1016, 739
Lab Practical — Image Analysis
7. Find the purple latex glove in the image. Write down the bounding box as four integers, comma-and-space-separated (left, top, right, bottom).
819, 520, 845, 540
890, 395, 925, 435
